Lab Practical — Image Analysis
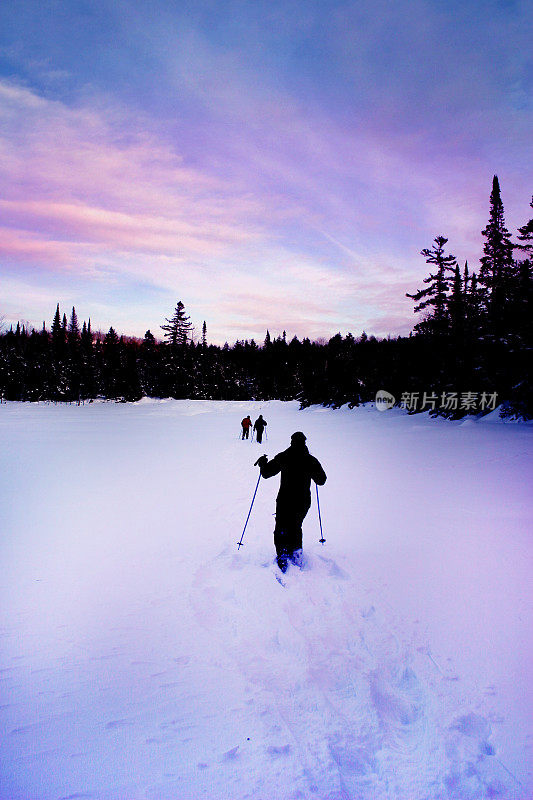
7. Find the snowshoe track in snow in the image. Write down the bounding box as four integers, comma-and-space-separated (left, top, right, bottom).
191, 547, 514, 800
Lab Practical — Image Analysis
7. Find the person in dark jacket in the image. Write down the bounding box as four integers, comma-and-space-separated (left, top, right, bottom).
253, 414, 267, 444
255, 432, 326, 572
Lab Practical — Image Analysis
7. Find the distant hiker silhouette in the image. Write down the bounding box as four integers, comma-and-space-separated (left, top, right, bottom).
253, 414, 267, 444
255, 432, 326, 572
241, 415, 252, 439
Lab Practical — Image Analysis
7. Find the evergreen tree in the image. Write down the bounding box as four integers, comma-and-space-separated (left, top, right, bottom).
50, 303, 68, 397
51, 304, 62, 343
104, 327, 119, 348
202, 321, 207, 348
119, 337, 142, 401
479, 175, 514, 329
514, 195, 533, 256
143, 329, 156, 347
463, 261, 469, 294
76, 319, 96, 400
448, 263, 465, 338
102, 327, 121, 398
406, 236, 458, 335
161, 301, 192, 347
68, 307, 80, 341
465, 271, 482, 336
63, 307, 81, 400
139, 330, 159, 396
510, 197, 533, 353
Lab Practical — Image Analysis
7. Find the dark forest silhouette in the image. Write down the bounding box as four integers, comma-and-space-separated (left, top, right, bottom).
1, 177, 531, 418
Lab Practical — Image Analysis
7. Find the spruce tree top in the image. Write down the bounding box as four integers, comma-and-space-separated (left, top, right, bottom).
480, 175, 513, 283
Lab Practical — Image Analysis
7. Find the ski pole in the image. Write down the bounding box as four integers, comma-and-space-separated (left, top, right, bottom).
237, 474, 261, 549
316, 484, 325, 544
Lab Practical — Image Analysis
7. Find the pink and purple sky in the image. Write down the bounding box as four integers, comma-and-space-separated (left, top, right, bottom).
1, 0, 531, 343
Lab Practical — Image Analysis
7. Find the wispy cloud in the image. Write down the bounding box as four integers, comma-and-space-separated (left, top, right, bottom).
0, 0, 530, 342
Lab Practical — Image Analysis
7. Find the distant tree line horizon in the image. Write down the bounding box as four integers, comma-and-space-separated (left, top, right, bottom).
1, 176, 531, 418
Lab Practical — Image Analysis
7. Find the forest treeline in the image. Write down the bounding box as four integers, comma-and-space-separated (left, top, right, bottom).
1, 176, 531, 417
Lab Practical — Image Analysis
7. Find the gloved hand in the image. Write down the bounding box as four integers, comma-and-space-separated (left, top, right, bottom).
254, 455, 268, 468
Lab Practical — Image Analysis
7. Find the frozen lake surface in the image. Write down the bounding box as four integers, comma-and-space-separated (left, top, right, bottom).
1, 399, 531, 799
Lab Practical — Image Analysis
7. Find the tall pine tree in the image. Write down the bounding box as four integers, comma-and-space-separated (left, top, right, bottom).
51, 304, 63, 344
161, 301, 192, 347
479, 175, 514, 333
68, 307, 80, 342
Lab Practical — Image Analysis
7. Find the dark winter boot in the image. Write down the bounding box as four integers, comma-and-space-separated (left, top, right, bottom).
277, 554, 289, 573
290, 548, 303, 568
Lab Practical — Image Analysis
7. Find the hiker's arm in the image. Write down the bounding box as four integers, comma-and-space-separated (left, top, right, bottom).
311, 457, 327, 486
258, 453, 282, 478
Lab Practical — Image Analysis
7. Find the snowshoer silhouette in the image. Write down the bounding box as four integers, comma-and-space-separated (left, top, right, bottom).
255, 432, 326, 572
241, 416, 252, 439
253, 414, 267, 444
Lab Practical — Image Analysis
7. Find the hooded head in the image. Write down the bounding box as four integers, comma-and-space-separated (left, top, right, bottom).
290, 431, 307, 447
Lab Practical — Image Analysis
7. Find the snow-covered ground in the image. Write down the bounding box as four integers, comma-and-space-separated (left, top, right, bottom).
0, 399, 531, 800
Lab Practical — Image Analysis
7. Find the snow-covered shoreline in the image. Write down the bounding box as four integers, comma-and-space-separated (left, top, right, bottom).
1, 399, 531, 799
2, 395, 531, 423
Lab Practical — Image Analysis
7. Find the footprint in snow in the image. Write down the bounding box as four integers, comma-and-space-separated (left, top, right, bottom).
173, 655, 191, 665
267, 743, 291, 757
443, 712, 514, 799
105, 719, 134, 730
58, 794, 94, 799
222, 745, 240, 760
